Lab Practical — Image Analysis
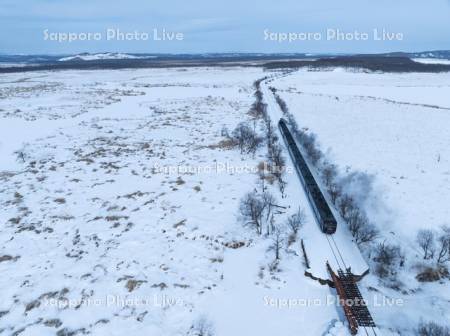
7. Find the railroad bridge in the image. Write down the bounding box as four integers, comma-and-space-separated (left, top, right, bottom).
327, 263, 378, 335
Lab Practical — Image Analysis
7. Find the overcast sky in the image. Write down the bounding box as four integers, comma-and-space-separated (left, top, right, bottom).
1, 0, 449, 54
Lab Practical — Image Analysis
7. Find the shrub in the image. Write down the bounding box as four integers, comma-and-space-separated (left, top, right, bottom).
373, 241, 403, 279
417, 321, 450, 336
231, 122, 263, 155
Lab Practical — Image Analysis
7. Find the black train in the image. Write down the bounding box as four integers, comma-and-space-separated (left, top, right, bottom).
278, 118, 337, 234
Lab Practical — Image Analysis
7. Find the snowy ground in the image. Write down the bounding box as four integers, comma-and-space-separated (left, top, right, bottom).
269, 68, 450, 334
0, 67, 364, 336
270, 69, 450, 238
412, 58, 450, 65
1, 66, 448, 336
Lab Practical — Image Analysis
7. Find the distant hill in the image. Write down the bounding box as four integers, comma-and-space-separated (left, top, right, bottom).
263, 56, 450, 72
1, 51, 449, 73
383, 50, 450, 59
58, 52, 154, 61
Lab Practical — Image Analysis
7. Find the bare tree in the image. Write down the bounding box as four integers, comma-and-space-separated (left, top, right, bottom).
286, 207, 306, 236
262, 191, 278, 235
322, 162, 338, 187
373, 241, 402, 278
302, 133, 322, 166
190, 316, 215, 336
338, 194, 354, 219
356, 220, 378, 246
328, 183, 342, 205
249, 100, 266, 120
239, 191, 279, 236
265, 119, 277, 153
232, 122, 250, 153
270, 143, 286, 182
247, 132, 263, 156
270, 225, 284, 260
278, 178, 287, 198
287, 115, 301, 136
239, 192, 266, 235
418, 321, 450, 336
347, 208, 363, 238
231, 122, 262, 155
257, 161, 270, 191
416, 229, 436, 260
347, 208, 378, 245
436, 225, 450, 264
274, 94, 289, 114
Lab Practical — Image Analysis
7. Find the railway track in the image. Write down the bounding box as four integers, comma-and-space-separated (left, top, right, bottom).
263, 78, 380, 335
326, 234, 348, 271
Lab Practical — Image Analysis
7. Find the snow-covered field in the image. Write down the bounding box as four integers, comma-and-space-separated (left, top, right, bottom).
0, 67, 353, 336
0, 66, 449, 336
270, 68, 450, 334
1, 68, 258, 335
271, 69, 450, 238
412, 58, 450, 65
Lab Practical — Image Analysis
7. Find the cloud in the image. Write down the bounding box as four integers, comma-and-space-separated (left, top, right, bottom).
1, 0, 450, 53
178, 18, 237, 34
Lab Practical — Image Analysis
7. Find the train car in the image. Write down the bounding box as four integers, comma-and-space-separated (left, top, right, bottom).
278, 118, 337, 234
